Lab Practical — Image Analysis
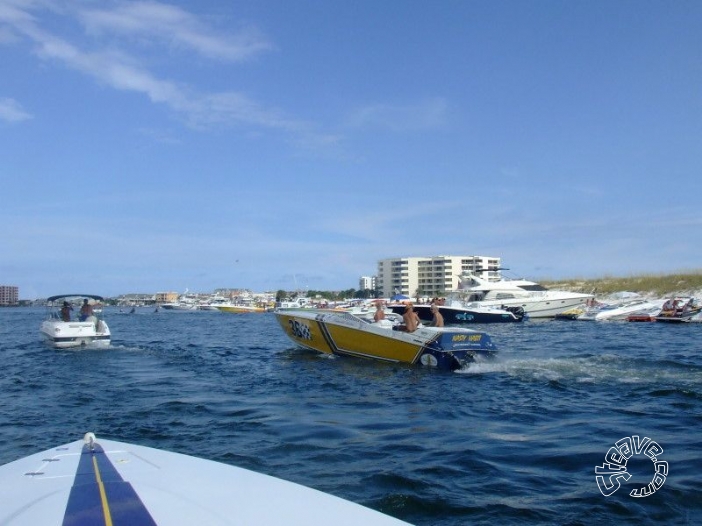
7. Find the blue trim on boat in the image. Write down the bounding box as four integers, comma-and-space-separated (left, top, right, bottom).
63, 443, 157, 526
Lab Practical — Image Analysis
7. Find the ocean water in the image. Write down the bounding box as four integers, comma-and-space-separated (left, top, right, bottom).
1, 307, 700, 525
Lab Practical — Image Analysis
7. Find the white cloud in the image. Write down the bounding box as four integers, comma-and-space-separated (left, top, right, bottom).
346, 98, 448, 131
0, 1, 332, 143
78, 1, 273, 62
0, 97, 32, 122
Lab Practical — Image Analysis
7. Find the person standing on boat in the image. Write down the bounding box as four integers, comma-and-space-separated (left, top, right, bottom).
61, 301, 72, 321
402, 304, 420, 332
374, 301, 385, 322
430, 304, 444, 327
79, 299, 94, 321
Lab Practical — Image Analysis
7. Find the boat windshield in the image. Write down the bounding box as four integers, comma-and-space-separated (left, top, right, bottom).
518, 284, 548, 291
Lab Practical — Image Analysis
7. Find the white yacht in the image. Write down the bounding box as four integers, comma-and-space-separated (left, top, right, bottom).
578, 297, 664, 321
454, 270, 593, 318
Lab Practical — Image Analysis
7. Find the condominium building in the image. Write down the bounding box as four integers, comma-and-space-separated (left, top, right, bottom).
0, 285, 19, 306
358, 276, 376, 292
376, 255, 501, 298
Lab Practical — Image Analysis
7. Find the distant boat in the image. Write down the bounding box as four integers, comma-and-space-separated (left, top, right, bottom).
389, 302, 525, 324
277, 297, 312, 310
217, 304, 266, 313
0, 432, 410, 525
655, 297, 702, 323
578, 298, 664, 321
452, 270, 593, 318
160, 302, 197, 311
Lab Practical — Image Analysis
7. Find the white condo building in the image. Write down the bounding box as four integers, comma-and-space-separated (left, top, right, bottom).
359, 276, 376, 291
376, 255, 501, 298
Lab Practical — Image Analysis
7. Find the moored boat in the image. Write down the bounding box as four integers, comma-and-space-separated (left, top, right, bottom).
654, 297, 702, 323
389, 302, 525, 324
217, 304, 266, 313
40, 294, 111, 348
453, 270, 593, 318
276, 309, 497, 370
160, 302, 197, 311
0, 432, 410, 525
578, 298, 664, 322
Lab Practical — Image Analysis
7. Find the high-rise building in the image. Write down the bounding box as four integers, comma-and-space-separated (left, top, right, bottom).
358, 276, 376, 292
376, 255, 501, 298
0, 285, 19, 306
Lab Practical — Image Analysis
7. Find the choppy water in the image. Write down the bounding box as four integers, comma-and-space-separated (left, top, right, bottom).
1, 307, 701, 525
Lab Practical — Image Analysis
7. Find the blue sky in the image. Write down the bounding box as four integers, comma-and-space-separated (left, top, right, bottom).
1, 0, 700, 299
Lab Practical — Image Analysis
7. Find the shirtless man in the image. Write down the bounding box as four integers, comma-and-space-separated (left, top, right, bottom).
430, 304, 444, 327
79, 299, 94, 321
373, 302, 385, 322
403, 304, 420, 332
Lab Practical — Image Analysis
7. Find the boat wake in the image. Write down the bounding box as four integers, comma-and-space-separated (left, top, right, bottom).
456, 354, 702, 390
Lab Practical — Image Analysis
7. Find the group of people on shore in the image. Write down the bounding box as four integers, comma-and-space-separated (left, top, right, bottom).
373, 301, 444, 332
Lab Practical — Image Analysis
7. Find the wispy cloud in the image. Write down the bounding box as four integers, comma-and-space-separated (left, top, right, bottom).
346, 98, 449, 131
0, 97, 32, 122
78, 1, 273, 62
0, 1, 334, 145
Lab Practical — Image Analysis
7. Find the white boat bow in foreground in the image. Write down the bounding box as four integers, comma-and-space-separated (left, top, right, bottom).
0, 432, 411, 525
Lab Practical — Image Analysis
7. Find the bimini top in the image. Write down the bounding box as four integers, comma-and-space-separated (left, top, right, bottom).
47, 294, 105, 302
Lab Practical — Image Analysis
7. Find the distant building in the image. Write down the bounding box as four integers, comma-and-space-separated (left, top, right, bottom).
155, 292, 179, 303
358, 276, 376, 291
376, 255, 501, 298
0, 285, 19, 306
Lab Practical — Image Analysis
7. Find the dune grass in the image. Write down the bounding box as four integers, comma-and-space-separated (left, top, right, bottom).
541, 272, 702, 296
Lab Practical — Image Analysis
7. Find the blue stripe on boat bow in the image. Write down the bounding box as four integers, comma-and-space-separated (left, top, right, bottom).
63, 443, 157, 526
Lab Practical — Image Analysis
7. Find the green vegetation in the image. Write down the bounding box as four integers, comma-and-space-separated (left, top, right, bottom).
276, 288, 378, 302
541, 271, 702, 296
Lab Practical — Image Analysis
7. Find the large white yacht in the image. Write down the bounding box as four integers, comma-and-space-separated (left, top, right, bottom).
454, 270, 593, 318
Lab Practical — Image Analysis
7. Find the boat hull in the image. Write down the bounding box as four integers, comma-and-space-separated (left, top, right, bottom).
654, 298, 702, 323
0, 433, 410, 525
40, 319, 111, 349
276, 311, 497, 370
390, 304, 524, 324
217, 305, 266, 313
474, 295, 591, 318
654, 312, 701, 323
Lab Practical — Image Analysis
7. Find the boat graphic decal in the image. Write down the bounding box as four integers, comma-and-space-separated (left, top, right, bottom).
316, 318, 340, 354
288, 319, 312, 341
64, 442, 157, 526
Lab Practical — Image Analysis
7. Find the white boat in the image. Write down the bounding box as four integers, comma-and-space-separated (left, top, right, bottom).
578, 298, 664, 321
160, 301, 198, 311
655, 297, 702, 323
276, 309, 498, 370
0, 432, 410, 526
390, 301, 525, 324
453, 271, 593, 318
217, 303, 267, 313
40, 294, 111, 348
277, 296, 313, 309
